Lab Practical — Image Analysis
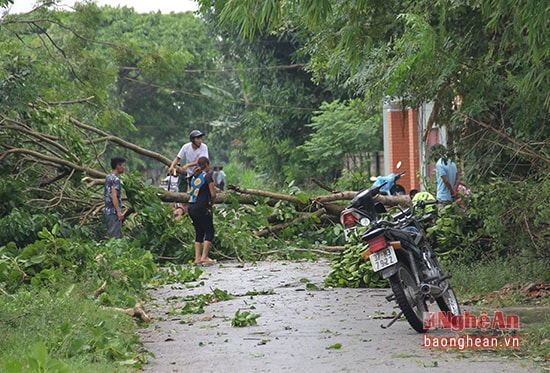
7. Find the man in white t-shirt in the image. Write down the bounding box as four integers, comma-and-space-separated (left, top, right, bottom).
169, 130, 209, 191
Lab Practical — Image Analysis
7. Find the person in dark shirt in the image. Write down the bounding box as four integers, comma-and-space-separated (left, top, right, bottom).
104, 156, 126, 238
188, 156, 217, 265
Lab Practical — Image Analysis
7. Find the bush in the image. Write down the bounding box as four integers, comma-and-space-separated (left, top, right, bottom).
0, 226, 157, 306
427, 176, 550, 265
0, 284, 142, 372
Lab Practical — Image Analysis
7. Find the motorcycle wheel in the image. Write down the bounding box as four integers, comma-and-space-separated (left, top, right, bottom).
435, 282, 461, 317
389, 262, 428, 333
390, 184, 406, 195
431, 255, 461, 316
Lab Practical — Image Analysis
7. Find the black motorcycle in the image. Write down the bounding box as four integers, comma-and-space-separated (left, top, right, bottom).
358, 192, 461, 333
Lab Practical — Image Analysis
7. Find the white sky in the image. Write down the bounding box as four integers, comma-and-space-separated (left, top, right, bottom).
6, 0, 198, 14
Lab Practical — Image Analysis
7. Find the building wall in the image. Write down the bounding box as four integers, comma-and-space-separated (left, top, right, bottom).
383, 100, 448, 194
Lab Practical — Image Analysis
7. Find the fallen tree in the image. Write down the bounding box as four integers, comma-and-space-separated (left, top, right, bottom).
2, 110, 413, 237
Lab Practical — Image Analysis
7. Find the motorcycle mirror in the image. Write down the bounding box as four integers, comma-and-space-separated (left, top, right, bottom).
374, 202, 387, 214
396, 161, 402, 169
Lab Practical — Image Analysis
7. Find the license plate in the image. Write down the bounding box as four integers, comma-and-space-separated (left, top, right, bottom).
369, 246, 397, 272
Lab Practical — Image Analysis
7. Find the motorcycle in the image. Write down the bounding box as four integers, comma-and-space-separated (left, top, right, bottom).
360, 195, 461, 332
339, 162, 405, 241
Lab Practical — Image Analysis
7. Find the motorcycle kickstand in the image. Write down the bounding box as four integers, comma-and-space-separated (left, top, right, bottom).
380, 311, 404, 329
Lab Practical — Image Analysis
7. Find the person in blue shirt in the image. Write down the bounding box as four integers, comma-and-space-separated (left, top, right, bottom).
188, 156, 217, 265
430, 145, 460, 205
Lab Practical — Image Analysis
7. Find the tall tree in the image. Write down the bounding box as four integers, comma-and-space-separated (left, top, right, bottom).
198, 0, 550, 180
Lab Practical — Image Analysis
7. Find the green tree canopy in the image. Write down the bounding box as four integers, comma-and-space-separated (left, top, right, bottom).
200, 0, 550, 180
299, 99, 382, 180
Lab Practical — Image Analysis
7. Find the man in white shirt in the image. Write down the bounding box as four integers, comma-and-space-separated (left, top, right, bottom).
216, 166, 226, 190
169, 130, 209, 191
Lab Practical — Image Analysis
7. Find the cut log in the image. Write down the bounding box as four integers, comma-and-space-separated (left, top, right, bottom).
101, 302, 151, 323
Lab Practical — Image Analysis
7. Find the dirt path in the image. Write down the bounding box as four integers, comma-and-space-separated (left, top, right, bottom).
139, 259, 541, 372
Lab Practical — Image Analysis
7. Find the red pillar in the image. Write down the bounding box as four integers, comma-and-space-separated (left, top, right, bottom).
387, 108, 421, 194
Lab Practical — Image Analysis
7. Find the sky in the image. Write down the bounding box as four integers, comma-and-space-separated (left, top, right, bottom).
6, 0, 198, 14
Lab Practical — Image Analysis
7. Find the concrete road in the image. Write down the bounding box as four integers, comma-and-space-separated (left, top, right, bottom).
139, 259, 542, 373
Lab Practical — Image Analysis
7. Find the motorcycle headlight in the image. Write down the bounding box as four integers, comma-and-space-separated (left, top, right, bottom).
359, 217, 371, 227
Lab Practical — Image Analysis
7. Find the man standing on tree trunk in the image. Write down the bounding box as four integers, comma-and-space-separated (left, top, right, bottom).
169, 130, 209, 192
104, 156, 126, 239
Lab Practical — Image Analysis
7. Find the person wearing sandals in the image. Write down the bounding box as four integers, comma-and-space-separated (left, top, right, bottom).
188, 156, 217, 265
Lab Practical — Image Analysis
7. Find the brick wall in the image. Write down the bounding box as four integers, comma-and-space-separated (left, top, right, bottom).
387, 108, 421, 193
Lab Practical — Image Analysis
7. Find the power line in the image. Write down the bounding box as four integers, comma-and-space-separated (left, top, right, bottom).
122, 77, 318, 111
121, 63, 306, 74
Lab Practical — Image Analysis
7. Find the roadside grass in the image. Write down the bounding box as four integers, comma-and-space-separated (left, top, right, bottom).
444, 254, 550, 304
444, 255, 550, 363
0, 279, 145, 373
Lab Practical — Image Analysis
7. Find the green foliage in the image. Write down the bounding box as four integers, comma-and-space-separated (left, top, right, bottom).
0, 0, 14, 8
223, 160, 275, 190
213, 200, 279, 260
334, 169, 371, 192
523, 322, 550, 362
0, 209, 59, 247
299, 98, 382, 182
2, 342, 72, 373
324, 235, 387, 289
0, 285, 142, 372
119, 173, 196, 261
198, 0, 340, 185
204, 0, 550, 185
2, 1, 550, 366
0, 177, 26, 216
175, 288, 236, 315
0, 225, 160, 371
231, 309, 260, 327
427, 176, 550, 264
156, 264, 203, 285
212, 190, 343, 261
93, 239, 158, 300
0, 225, 157, 307
92, 9, 223, 162
0, 227, 91, 293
